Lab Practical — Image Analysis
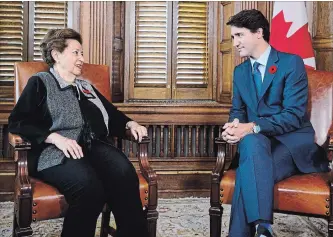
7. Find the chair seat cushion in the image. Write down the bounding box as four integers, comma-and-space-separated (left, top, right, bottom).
30, 172, 149, 221
220, 170, 330, 216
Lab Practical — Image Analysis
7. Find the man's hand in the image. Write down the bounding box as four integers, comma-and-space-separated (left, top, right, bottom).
46, 133, 84, 159
126, 121, 148, 142
222, 118, 240, 143
223, 118, 239, 130
222, 121, 254, 144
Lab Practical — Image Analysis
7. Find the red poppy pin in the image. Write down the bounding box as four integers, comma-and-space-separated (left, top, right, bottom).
82, 89, 91, 94
269, 65, 277, 74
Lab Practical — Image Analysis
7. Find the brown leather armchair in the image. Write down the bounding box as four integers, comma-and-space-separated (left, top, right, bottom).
210, 69, 333, 237
10, 62, 158, 237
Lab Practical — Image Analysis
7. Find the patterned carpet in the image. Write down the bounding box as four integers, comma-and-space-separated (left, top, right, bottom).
0, 198, 328, 237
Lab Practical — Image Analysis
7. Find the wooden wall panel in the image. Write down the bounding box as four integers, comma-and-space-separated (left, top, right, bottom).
80, 2, 125, 102
241, 1, 257, 11
112, 2, 125, 102
80, 2, 112, 65
80, 1, 113, 94
312, 1, 333, 72
257, 2, 273, 25
218, 2, 236, 104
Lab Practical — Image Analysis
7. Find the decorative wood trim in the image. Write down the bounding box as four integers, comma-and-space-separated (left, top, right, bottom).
114, 103, 230, 125
80, 2, 113, 96
22, 2, 29, 62
80, 2, 113, 64
67, 1, 80, 32
111, 2, 125, 102
124, 2, 135, 102
171, 2, 178, 100
28, 2, 35, 62
212, 2, 219, 102
312, 1, 333, 71
218, 1, 236, 104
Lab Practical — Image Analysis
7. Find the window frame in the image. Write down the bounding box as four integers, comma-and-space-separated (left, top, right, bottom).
124, 1, 218, 102
0, 1, 77, 105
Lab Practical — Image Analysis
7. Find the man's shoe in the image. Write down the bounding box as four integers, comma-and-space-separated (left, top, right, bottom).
254, 224, 273, 237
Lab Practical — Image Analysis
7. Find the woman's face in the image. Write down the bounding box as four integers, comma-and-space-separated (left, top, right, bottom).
53, 39, 84, 76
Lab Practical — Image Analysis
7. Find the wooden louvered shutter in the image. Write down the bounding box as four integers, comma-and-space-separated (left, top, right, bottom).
0, 2, 25, 102
127, 1, 212, 101
30, 1, 68, 61
131, 1, 171, 100
172, 1, 211, 99
0, 1, 68, 104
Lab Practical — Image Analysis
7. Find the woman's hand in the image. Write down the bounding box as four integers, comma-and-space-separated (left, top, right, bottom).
45, 133, 84, 159
126, 121, 148, 142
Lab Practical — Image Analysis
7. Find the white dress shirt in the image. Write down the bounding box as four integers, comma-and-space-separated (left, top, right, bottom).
250, 45, 272, 82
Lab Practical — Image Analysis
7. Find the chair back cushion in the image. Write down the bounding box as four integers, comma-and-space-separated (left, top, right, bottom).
14, 62, 111, 102
307, 69, 333, 146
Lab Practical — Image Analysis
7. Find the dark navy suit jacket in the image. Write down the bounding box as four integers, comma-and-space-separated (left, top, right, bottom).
229, 47, 329, 173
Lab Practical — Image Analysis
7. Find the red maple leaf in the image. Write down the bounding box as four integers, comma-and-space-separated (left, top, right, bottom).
270, 11, 315, 61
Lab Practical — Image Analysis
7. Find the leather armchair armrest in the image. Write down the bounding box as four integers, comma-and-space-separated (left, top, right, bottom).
210, 137, 238, 209
213, 137, 238, 176
213, 137, 234, 180
132, 135, 158, 211
134, 136, 156, 182
9, 133, 31, 150
9, 133, 32, 204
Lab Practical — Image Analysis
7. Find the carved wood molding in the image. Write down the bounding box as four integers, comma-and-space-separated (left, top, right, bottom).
80, 2, 113, 94
115, 103, 230, 125
111, 2, 125, 102
218, 2, 235, 104
312, 2, 333, 71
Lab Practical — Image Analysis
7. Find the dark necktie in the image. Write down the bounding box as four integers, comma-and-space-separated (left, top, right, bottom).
253, 61, 262, 97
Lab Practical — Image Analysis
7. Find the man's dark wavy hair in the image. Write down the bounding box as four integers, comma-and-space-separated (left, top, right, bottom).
226, 9, 270, 43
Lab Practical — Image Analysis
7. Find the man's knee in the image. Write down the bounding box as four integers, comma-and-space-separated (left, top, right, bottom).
239, 134, 267, 148
238, 134, 270, 160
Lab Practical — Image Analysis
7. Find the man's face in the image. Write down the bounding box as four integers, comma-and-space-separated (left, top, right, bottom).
231, 26, 261, 58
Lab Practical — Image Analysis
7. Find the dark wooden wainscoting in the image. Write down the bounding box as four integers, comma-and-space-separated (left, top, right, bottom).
0, 102, 232, 200
117, 102, 232, 198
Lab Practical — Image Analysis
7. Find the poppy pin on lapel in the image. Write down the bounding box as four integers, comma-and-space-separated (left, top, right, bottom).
82, 89, 91, 94
269, 65, 277, 74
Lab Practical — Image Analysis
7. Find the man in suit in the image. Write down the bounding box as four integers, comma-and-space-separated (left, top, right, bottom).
222, 9, 329, 237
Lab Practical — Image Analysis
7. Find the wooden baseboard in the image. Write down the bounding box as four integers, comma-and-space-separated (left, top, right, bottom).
0, 159, 15, 201
0, 192, 13, 201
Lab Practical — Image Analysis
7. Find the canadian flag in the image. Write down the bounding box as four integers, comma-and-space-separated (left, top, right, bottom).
270, 2, 316, 69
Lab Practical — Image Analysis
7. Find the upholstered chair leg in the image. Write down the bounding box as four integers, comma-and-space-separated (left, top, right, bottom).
147, 209, 158, 237
209, 205, 223, 237
100, 205, 111, 237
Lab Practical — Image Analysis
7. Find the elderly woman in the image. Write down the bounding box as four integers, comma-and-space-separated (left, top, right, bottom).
8, 28, 149, 237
